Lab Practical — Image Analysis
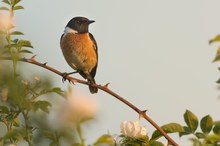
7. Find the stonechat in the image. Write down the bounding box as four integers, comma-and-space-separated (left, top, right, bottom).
60, 17, 98, 93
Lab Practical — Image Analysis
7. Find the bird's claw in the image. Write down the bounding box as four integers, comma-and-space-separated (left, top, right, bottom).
61, 72, 71, 83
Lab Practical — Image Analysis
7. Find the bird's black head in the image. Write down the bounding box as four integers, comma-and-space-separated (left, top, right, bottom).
66, 17, 95, 34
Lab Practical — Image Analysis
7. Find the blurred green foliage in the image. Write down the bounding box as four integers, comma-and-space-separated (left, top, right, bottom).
0, 69, 64, 146
0, 1, 75, 146
0, 0, 33, 76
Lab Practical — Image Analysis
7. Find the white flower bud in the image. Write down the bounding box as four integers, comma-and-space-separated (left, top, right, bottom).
61, 88, 99, 124
120, 121, 147, 138
0, 11, 14, 31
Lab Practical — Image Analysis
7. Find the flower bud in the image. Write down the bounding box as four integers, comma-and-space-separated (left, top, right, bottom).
120, 121, 147, 138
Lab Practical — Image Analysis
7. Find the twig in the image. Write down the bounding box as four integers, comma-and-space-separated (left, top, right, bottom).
1, 56, 179, 146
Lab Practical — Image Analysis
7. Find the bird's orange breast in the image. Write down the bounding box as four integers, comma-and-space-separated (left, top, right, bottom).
60, 33, 97, 74
62, 33, 92, 50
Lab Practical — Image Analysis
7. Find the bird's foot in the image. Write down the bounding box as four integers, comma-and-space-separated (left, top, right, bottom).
61, 71, 79, 83
61, 72, 70, 83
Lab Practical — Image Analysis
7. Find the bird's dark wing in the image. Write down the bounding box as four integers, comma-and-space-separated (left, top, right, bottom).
89, 33, 98, 78
79, 71, 87, 79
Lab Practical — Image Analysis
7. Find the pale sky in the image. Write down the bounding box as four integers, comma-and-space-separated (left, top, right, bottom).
7, 0, 220, 145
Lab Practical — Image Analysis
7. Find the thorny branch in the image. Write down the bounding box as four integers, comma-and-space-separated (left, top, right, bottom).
1, 56, 179, 146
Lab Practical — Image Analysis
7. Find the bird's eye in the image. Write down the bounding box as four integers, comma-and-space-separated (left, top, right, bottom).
76, 20, 80, 24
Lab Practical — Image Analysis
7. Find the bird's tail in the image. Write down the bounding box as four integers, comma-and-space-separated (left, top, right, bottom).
88, 76, 98, 94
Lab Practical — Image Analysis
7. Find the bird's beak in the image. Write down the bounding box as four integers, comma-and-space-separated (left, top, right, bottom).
88, 20, 95, 24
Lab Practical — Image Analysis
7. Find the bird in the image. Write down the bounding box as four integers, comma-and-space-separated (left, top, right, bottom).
60, 16, 98, 94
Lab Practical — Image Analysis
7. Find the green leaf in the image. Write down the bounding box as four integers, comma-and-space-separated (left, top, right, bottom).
136, 136, 149, 144
32, 100, 51, 113
0, 106, 9, 114
205, 134, 220, 144
213, 126, 220, 135
3, 128, 25, 140
200, 115, 213, 134
195, 132, 206, 139
150, 123, 184, 142
12, 117, 20, 127
213, 121, 220, 135
214, 121, 220, 126
94, 134, 115, 146
210, 35, 220, 44
50, 87, 64, 96
213, 46, 220, 62
36, 87, 64, 98
179, 126, 192, 137
4, 44, 19, 49
184, 110, 198, 132
18, 40, 33, 48
120, 135, 149, 146
150, 141, 165, 146
189, 138, 202, 146
13, 5, 24, 10
216, 78, 220, 84
2, 0, 10, 5
11, 31, 24, 35
19, 49, 33, 54
44, 131, 55, 140
14, 0, 21, 5
0, 6, 9, 10
12, 38, 19, 43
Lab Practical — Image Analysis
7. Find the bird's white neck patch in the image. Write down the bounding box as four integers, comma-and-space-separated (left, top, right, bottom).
64, 27, 78, 35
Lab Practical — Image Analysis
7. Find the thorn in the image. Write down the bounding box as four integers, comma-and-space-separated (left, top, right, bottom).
70, 78, 77, 84
104, 82, 110, 88
138, 110, 148, 119
43, 62, 47, 65
30, 55, 37, 62
142, 110, 147, 113
31, 55, 37, 59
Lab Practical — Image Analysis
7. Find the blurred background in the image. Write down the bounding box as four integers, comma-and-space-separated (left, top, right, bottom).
2, 0, 220, 145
